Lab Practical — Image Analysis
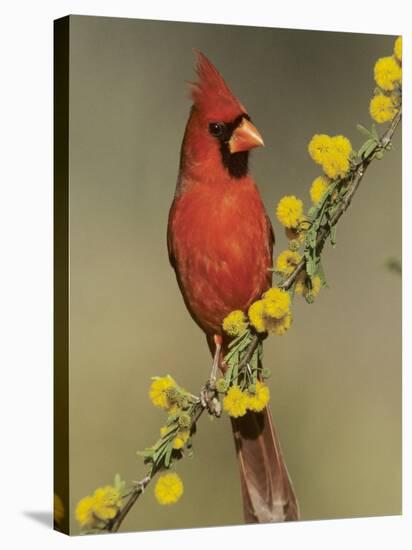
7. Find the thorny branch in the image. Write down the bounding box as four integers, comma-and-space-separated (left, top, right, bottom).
108, 108, 401, 533
280, 108, 402, 291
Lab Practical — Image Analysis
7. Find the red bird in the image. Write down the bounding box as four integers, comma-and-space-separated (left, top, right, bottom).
167, 52, 298, 523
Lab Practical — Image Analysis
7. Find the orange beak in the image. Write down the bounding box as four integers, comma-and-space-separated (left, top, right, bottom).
228, 118, 264, 153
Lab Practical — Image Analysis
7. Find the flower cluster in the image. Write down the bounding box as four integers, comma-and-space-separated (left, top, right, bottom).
309, 176, 329, 206
141, 375, 199, 507
75, 483, 123, 530
248, 287, 292, 336
222, 381, 270, 418
222, 309, 248, 337
154, 472, 184, 505
369, 37, 402, 124
222, 288, 292, 338
308, 134, 352, 180
276, 195, 304, 229
148, 376, 196, 453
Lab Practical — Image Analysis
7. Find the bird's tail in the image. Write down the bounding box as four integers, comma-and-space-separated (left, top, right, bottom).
230, 406, 299, 523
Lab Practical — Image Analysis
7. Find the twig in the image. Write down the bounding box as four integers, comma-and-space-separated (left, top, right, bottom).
109, 333, 261, 532
280, 109, 401, 292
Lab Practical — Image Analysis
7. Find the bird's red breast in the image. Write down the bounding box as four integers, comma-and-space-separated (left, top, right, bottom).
167, 52, 274, 336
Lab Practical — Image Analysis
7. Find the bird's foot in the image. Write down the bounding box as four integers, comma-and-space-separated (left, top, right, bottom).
200, 383, 221, 417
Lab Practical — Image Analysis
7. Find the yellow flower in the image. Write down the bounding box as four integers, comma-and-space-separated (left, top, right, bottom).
222, 310, 248, 336
308, 134, 333, 164
247, 381, 270, 412
295, 274, 322, 298
75, 495, 96, 528
310, 176, 329, 205
149, 375, 177, 410
276, 195, 304, 229
263, 287, 291, 319
309, 135, 352, 180
248, 300, 266, 333
369, 94, 398, 124
275, 250, 302, 275
173, 430, 190, 449
223, 386, 248, 418
394, 36, 402, 62
374, 56, 402, 91
154, 473, 184, 505
54, 494, 64, 526
266, 312, 292, 336
93, 486, 122, 521
323, 152, 350, 179
333, 135, 352, 158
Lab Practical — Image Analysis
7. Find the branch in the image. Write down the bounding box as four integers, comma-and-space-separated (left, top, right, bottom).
280, 108, 402, 292
84, 97, 402, 535
109, 334, 260, 532
108, 110, 401, 533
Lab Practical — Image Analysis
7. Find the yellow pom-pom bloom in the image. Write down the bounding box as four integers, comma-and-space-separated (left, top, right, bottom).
333, 135, 352, 158
248, 300, 266, 333
308, 134, 333, 164
149, 375, 177, 410
267, 312, 292, 336
369, 95, 398, 124
295, 274, 322, 298
223, 386, 248, 418
309, 134, 352, 180
394, 36, 402, 62
222, 310, 248, 337
322, 154, 350, 180
173, 430, 190, 450
275, 250, 302, 275
247, 381, 270, 412
92, 486, 122, 521
154, 473, 184, 505
263, 287, 291, 319
310, 176, 329, 205
374, 56, 402, 91
276, 195, 304, 229
54, 493, 64, 526
75, 495, 96, 528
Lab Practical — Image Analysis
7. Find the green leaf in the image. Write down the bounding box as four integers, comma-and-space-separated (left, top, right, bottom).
371, 123, 379, 141
315, 262, 328, 289
307, 206, 316, 219
224, 363, 234, 385
114, 473, 126, 495
153, 443, 168, 464
164, 441, 173, 468
356, 124, 373, 138
136, 448, 154, 458
358, 138, 376, 159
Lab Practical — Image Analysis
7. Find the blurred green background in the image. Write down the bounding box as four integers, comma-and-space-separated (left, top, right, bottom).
64, 15, 401, 534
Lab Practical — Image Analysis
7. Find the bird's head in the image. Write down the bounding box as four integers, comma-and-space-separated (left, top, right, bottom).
183, 51, 264, 180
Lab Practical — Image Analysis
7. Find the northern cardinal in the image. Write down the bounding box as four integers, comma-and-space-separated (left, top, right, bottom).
167, 52, 299, 523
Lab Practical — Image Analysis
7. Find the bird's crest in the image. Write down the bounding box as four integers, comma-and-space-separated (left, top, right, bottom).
189, 51, 246, 121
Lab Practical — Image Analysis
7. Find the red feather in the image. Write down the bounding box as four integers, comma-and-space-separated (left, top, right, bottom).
189, 51, 246, 122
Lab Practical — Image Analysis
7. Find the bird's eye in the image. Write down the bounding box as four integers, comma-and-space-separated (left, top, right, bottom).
208, 122, 225, 138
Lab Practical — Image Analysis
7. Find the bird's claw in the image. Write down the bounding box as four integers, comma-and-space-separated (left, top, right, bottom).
200, 384, 221, 417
